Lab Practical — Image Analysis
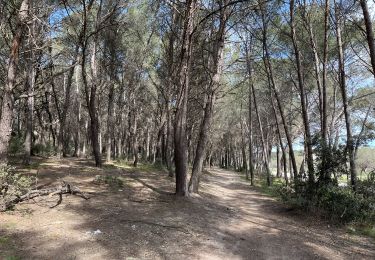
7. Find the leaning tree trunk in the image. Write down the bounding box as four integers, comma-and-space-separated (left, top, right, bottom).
290, 0, 315, 184
360, 0, 375, 77
189, 0, 228, 193
260, 6, 297, 183
0, 0, 30, 163
189, 93, 215, 192
260, 8, 298, 181
335, 3, 357, 190
252, 83, 271, 186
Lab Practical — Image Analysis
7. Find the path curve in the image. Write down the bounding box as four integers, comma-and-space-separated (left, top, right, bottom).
197, 168, 375, 260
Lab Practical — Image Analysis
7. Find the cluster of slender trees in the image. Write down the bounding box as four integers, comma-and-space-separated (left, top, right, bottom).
0, 0, 374, 196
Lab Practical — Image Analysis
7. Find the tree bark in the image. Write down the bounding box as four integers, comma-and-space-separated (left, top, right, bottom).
360, 0, 375, 77
334, 2, 357, 190
174, 0, 197, 196
259, 6, 298, 182
290, 0, 315, 184
189, 0, 228, 193
24, 21, 35, 164
0, 0, 30, 163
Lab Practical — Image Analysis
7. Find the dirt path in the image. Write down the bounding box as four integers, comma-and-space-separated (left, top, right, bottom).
1, 159, 374, 260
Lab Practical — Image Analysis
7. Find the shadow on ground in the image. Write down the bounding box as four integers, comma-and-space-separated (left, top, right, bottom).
1, 158, 374, 260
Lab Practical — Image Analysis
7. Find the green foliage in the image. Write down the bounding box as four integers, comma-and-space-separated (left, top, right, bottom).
4, 256, 21, 260
278, 183, 375, 224
0, 164, 34, 198
8, 135, 24, 155
347, 224, 375, 239
0, 236, 10, 245
316, 186, 375, 223
357, 170, 375, 198
0, 164, 35, 210
32, 142, 55, 157
251, 176, 286, 198
313, 137, 347, 185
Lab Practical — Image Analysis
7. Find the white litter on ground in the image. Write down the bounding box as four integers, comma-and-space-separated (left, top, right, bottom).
85, 229, 102, 235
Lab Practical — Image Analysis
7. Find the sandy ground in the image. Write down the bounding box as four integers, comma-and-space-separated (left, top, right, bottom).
1, 158, 374, 260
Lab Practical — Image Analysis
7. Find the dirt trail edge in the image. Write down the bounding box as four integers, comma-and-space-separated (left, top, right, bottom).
0, 159, 374, 260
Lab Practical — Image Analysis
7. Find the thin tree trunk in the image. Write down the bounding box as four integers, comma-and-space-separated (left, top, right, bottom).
290, 0, 314, 184
322, 0, 330, 143
260, 7, 298, 182
73, 61, 81, 157
24, 22, 35, 164
335, 2, 357, 190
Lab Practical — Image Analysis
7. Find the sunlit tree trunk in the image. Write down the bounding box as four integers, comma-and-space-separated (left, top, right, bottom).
290, 0, 314, 184
334, 2, 357, 190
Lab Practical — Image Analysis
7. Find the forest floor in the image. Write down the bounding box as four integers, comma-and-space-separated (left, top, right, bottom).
1, 157, 375, 260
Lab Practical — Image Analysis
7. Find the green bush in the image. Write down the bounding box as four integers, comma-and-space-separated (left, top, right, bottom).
0, 164, 35, 210
8, 135, 24, 155
357, 170, 375, 198
317, 186, 375, 223
32, 142, 55, 157
279, 183, 375, 223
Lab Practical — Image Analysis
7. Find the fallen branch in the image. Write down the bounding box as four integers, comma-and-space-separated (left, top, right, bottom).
0, 181, 89, 212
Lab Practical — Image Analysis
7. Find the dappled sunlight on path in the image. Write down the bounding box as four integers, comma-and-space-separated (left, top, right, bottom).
0, 159, 374, 259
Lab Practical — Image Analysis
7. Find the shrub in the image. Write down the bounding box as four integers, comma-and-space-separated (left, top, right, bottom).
32, 142, 55, 157
0, 164, 35, 211
8, 135, 24, 155
279, 183, 375, 223
317, 186, 375, 223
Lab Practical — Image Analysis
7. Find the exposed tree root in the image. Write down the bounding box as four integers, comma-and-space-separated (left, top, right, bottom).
0, 181, 89, 212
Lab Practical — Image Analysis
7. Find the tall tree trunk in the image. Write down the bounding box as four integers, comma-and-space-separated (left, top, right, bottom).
80, 1, 103, 167
105, 20, 117, 163
73, 61, 81, 157
0, 0, 30, 163
245, 40, 255, 186
290, 0, 315, 184
260, 7, 298, 181
334, 2, 357, 190
322, 0, 330, 143
189, 0, 228, 193
24, 21, 35, 164
360, 0, 375, 77
252, 84, 271, 186
270, 92, 288, 185
174, 0, 197, 196
58, 47, 79, 157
